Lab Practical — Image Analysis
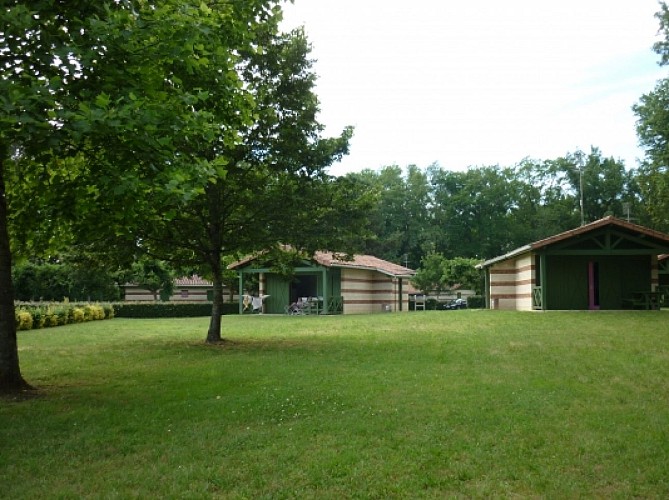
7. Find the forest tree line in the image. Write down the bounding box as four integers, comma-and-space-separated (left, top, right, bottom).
344, 147, 654, 271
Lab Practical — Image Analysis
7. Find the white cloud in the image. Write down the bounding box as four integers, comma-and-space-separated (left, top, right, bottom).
282, 0, 666, 175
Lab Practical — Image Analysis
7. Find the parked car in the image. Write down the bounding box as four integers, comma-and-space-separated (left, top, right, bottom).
443, 298, 467, 310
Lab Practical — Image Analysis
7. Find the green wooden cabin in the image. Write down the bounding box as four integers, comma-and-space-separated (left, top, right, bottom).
230, 251, 415, 315
478, 217, 669, 311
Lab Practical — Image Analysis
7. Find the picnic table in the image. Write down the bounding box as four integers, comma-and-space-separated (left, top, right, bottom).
625, 291, 661, 310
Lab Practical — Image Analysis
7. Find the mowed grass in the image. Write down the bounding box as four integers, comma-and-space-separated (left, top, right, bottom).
2, 311, 669, 498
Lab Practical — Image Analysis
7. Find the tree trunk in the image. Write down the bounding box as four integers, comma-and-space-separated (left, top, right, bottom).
206, 257, 224, 343
0, 156, 32, 394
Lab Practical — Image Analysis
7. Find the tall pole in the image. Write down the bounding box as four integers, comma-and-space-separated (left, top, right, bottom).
578, 165, 585, 226
574, 151, 585, 226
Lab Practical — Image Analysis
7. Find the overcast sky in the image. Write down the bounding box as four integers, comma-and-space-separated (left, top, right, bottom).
281, 0, 667, 176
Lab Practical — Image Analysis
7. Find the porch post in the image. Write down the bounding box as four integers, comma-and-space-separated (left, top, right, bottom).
398, 278, 403, 311
540, 253, 548, 311
238, 270, 244, 314
322, 267, 329, 314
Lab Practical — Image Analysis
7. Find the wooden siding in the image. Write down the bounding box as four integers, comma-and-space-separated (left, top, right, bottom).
481, 218, 669, 311
264, 274, 289, 314
545, 255, 650, 310
341, 269, 409, 314
488, 254, 535, 311
487, 254, 655, 310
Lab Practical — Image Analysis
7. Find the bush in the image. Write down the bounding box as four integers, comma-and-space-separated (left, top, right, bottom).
426, 298, 439, 310
114, 301, 238, 318
16, 310, 33, 331
45, 312, 59, 327
14, 301, 232, 330
14, 302, 115, 331
83, 304, 105, 321
93, 305, 105, 320
31, 308, 45, 329
55, 307, 70, 326
466, 295, 486, 309
71, 307, 85, 323
103, 304, 115, 319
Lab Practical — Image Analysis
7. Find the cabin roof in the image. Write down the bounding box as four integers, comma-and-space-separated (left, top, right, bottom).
478, 216, 669, 268
229, 250, 415, 278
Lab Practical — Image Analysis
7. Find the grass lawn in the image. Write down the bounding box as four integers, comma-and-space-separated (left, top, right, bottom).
2, 310, 669, 498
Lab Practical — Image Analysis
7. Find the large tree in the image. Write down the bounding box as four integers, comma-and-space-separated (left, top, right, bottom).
345, 165, 431, 269
429, 165, 521, 260
551, 149, 630, 224
111, 26, 372, 342
514, 157, 582, 240
412, 253, 481, 295
1, 0, 281, 392
127, 259, 175, 302
0, 1, 111, 393
633, 1, 669, 231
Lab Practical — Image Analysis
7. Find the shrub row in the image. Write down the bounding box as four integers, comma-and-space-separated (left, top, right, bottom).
15, 301, 241, 328
15, 303, 115, 331
465, 295, 485, 309
113, 302, 239, 318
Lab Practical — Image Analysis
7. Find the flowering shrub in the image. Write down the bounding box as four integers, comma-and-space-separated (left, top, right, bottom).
71, 307, 85, 323
16, 310, 33, 331
15, 302, 116, 331
45, 308, 59, 327
83, 304, 105, 321
103, 304, 115, 319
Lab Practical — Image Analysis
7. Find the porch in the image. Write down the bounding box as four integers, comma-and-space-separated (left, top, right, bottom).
532, 285, 668, 310
238, 264, 344, 315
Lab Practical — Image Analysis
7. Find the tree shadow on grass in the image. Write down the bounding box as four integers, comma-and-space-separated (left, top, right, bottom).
0, 386, 44, 403
155, 331, 346, 359
196, 337, 329, 354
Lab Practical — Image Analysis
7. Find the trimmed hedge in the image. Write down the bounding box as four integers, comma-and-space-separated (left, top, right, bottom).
409, 298, 450, 311
15, 302, 115, 331
113, 302, 239, 318
16, 301, 241, 327
465, 295, 486, 309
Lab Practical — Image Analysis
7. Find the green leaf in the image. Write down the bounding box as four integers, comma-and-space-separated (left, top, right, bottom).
95, 93, 111, 109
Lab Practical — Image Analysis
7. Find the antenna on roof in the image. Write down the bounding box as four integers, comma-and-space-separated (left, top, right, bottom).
574, 150, 585, 226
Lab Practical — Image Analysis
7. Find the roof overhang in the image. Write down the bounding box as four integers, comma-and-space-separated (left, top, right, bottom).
229, 249, 415, 278
477, 217, 669, 269
326, 261, 415, 278
476, 245, 532, 269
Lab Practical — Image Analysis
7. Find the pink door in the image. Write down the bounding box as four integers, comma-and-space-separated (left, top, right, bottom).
588, 261, 600, 310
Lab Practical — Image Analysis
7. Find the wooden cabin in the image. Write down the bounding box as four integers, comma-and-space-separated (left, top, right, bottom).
124, 275, 215, 302
477, 217, 669, 311
229, 251, 415, 314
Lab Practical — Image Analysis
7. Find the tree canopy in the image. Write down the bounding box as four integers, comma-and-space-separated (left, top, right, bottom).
1, 0, 371, 391
77, 24, 370, 343
633, 1, 669, 231
347, 148, 640, 270
412, 254, 482, 295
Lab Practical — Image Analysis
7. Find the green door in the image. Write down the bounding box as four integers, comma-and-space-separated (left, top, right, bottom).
265, 275, 290, 314
546, 256, 588, 309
